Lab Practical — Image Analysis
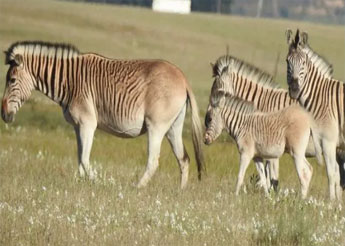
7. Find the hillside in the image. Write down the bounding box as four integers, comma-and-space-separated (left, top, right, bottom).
0, 0, 344, 110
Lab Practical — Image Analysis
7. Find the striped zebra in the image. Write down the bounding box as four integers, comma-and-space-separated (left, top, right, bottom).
1, 41, 204, 188
210, 55, 323, 191
204, 93, 313, 198
286, 29, 344, 200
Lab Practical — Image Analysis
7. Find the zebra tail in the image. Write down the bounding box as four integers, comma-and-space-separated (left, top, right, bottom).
311, 127, 324, 166
186, 84, 205, 180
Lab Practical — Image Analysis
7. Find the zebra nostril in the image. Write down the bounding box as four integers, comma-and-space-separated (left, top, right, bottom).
204, 132, 212, 145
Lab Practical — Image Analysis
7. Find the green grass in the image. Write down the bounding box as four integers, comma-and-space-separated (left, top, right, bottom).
0, 0, 344, 245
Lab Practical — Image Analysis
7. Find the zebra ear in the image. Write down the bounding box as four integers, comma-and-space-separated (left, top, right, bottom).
294, 29, 300, 48
211, 63, 217, 77
285, 29, 293, 45
14, 54, 23, 66
3, 51, 9, 64
300, 32, 309, 46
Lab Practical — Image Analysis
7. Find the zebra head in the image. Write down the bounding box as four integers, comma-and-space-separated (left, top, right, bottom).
285, 29, 309, 99
2, 52, 35, 123
211, 59, 235, 96
204, 91, 225, 145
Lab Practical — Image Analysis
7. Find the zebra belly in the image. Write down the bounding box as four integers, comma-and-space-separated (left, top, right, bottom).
255, 143, 285, 159
97, 120, 146, 138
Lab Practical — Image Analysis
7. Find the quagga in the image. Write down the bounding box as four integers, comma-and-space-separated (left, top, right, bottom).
1, 41, 204, 188
204, 93, 313, 198
286, 29, 344, 200
210, 55, 323, 191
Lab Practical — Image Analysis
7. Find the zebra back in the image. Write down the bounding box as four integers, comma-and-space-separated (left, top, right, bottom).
4, 41, 156, 124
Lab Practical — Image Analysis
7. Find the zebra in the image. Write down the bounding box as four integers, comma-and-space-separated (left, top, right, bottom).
1, 41, 204, 189
204, 93, 313, 198
286, 29, 344, 200
209, 55, 323, 191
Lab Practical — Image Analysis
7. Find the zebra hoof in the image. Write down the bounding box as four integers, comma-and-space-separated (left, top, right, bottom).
271, 179, 279, 192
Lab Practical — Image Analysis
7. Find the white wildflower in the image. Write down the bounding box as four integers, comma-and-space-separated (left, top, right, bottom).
28, 216, 34, 225
118, 192, 124, 200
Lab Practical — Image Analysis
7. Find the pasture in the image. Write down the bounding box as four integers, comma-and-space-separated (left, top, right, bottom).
0, 0, 344, 245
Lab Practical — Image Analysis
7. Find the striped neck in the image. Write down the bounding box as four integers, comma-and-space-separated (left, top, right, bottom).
6, 42, 81, 107
299, 60, 330, 114
220, 98, 254, 140
29, 50, 78, 107
304, 45, 333, 78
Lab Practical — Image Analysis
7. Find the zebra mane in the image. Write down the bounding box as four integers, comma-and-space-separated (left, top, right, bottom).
222, 96, 255, 115
303, 45, 333, 77
212, 55, 279, 89
5, 41, 80, 64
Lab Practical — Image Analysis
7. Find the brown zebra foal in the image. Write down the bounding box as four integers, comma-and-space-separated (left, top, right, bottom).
204, 94, 314, 198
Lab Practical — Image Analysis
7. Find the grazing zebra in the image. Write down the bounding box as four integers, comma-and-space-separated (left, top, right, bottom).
286, 29, 344, 200
1, 41, 204, 188
204, 93, 313, 198
210, 55, 323, 191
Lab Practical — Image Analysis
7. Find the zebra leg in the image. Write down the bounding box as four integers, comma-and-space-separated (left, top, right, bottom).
333, 159, 343, 200
254, 157, 269, 195
322, 140, 340, 200
74, 124, 96, 179
340, 162, 345, 191
269, 158, 280, 192
137, 125, 166, 188
166, 105, 190, 189
293, 155, 313, 199
265, 160, 271, 190
235, 154, 252, 195
336, 151, 345, 190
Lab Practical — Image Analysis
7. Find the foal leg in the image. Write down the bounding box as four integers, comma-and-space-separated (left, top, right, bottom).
166, 105, 190, 189
336, 149, 345, 190
293, 154, 313, 199
269, 158, 280, 191
265, 160, 271, 190
74, 123, 97, 179
235, 153, 252, 195
137, 124, 166, 188
322, 140, 341, 200
254, 157, 269, 195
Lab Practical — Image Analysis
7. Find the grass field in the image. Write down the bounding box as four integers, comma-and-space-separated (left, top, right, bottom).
0, 0, 344, 245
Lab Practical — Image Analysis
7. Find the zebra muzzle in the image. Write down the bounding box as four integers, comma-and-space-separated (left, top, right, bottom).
204, 132, 213, 145
1, 98, 14, 123
288, 80, 300, 99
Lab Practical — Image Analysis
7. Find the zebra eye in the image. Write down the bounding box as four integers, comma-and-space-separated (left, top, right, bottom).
205, 112, 212, 127
9, 78, 16, 84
